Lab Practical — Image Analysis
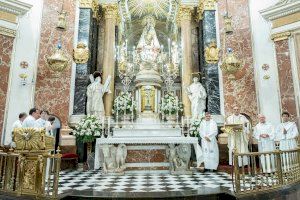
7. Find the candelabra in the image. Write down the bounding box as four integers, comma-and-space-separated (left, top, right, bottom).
116, 42, 136, 92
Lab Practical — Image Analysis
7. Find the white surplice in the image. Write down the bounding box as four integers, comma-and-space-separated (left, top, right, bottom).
5, 120, 23, 145
199, 119, 219, 170
254, 122, 276, 173
22, 115, 37, 128
227, 114, 250, 166
35, 118, 47, 128
275, 122, 299, 171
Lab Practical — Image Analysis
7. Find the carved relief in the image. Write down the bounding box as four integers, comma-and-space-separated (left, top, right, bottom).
205, 41, 220, 64
73, 42, 89, 64
102, 144, 127, 174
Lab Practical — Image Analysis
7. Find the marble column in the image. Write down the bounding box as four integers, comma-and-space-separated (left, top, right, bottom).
272, 32, 298, 119
73, 2, 97, 115
102, 4, 118, 116
178, 6, 193, 117
202, 0, 220, 114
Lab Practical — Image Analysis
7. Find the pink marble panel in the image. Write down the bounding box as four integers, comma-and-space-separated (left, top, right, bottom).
0, 35, 14, 140
35, 0, 76, 126
275, 39, 297, 119
218, 0, 258, 123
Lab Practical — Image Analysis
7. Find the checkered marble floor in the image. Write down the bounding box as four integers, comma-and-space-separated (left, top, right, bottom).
58, 170, 234, 195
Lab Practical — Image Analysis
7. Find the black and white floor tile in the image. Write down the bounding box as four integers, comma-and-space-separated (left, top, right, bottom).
58, 170, 234, 195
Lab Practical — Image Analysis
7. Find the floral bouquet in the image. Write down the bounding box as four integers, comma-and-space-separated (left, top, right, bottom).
160, 93, 183, 115
73, 115, 102, 143
112, 92, 137, 116
189, 119, 203, 137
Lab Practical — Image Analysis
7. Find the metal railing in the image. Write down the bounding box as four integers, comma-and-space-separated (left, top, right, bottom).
0, 149, 61, 198
233, 148, 300, 194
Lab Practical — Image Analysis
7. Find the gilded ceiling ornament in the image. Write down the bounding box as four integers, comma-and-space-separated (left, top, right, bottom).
102, 4, 118, 19
271, 31, 291, 41
127, 0, 169, 18
73, 42, 89, 64
205, 41, 220, 64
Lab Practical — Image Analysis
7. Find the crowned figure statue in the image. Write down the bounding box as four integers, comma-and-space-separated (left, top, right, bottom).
136, 15, 161, 71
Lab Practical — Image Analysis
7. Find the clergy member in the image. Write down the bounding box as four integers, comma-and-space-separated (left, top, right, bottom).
275, 112, 299, 171
22, 108, 40, 128
226, 106, 250, 166
12, 112, 27, 129
254, 114, 276, 173
35, 110, 49, 128
6, 112, 28, 146
199, 112, 219, 171
275, 112, 299, 150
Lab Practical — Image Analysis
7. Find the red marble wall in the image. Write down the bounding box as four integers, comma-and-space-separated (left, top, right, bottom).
35, 0, 76, 126
275, 39, 297, 119
0, 35, 14, 139
218, 0, 258, 123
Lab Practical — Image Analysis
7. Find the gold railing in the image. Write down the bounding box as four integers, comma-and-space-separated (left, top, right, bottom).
233, 147, 300, 194
0, 149, 61, 198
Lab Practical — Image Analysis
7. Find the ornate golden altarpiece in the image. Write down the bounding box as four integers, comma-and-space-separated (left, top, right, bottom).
0, 128, 61, 198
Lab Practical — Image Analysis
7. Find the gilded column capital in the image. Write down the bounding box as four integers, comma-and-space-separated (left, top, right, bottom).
196, 0, 217, 22
177, 5, 193, 24
196, 3, 204, 21
202, 0, 218, 10
271, 31, 291, 42
102, 4, 119, 20
79, 0, 99, 18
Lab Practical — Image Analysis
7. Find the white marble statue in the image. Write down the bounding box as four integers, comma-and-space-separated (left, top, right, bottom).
186, 77, 207, 119
86, 71, 111, 119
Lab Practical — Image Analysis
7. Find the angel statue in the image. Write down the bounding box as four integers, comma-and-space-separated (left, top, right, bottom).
86, 71, 111, 119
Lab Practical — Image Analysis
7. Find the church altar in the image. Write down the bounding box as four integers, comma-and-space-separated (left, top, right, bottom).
94, 125, 203, 174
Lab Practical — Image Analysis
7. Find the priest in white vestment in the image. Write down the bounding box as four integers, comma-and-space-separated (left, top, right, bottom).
22, 108, 40, 128
199, 112, 219, 171
226, 106, 250, 166
254, 114, 276, 173
275, 112, 299, 171
6, 112, 27, 146
35, 110, 49, 128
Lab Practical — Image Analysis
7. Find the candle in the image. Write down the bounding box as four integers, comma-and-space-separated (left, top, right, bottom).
101, 117, 104, 137
176, 96, 178, 125
131, 96, 134, 124
107, 116, 110, 136
168, 38, 171, 61
116, 98, 119, 127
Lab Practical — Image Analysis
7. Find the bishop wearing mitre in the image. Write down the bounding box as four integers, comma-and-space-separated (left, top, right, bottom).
226, 106, 250, 166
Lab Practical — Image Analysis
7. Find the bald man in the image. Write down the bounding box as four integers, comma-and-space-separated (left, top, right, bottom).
254, 114, 276, 173
226, 106, 250, 166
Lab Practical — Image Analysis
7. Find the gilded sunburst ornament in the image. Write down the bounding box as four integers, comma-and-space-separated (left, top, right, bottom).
128, 0, 169, 18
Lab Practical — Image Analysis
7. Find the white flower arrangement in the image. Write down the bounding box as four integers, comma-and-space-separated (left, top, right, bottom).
189, 118, 204, 137
160, 93, 183, 115
74, 115, 102, 143
112, 92, 137, 115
